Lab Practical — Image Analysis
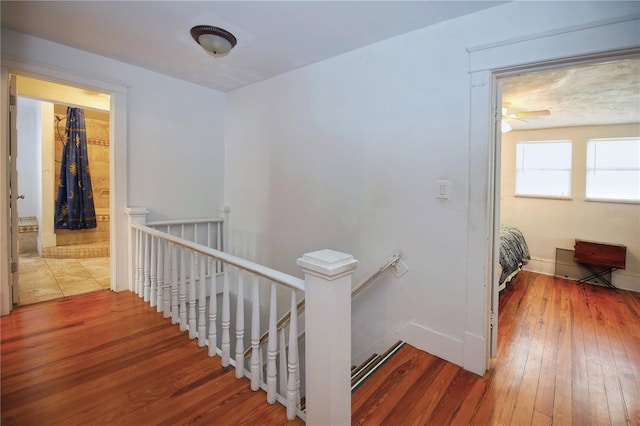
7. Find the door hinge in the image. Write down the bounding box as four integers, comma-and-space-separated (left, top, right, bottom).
9, 95, 16, 106
11, 262, 18, 273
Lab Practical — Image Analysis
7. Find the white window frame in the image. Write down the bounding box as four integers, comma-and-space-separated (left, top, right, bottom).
585, 137, 640, 204
515, 140, 573, 199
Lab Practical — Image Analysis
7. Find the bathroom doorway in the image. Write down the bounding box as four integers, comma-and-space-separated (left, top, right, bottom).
15, 76, 111, 305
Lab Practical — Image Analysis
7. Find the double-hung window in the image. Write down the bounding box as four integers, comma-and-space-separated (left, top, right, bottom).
515, 140, 572, 198
586, 137, 640, 203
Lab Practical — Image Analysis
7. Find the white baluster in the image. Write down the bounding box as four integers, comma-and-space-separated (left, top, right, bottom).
216, 222, 222, 273
198, 252, 207, 347
207, 261, 218, 357
221, 266, 231, 367
250, 274, 261, 391
266, 283, 277, 404
188, 251, 197, 339
163, 241, 171, 318
235, 270, 245, 379
143, 233, 150, 301
135, 229, 143, 296
286, 291, 299, 420
156, 239, 164, 312
171, 244, 179, 324
179, 247, 187, 331
259, 347, 264, 383
149, 236, 157, 306
296, 356, 301, 408
206, 222, 212, 277
279, 328, 287, 395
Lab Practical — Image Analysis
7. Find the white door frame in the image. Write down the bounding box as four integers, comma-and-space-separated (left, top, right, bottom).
465, 15, 639, 374
9, 74, 19, 306
1, 58, 129, 316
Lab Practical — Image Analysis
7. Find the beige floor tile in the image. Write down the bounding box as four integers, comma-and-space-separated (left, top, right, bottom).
58, 280, 104, 297
47, 260, 93, 282
19, 284, 64, 305
19, 255, 47, 271
44, 258, 82, 272
77, 258, 110, 281
96, 277, 111, 289
19, 268, 57, 289
76, 257, 110, 267
18, 253, 110, 305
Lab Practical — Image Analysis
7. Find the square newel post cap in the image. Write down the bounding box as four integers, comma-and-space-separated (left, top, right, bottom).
297, 249, 359, 280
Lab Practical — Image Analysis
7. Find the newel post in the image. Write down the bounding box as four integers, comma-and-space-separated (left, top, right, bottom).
125, 207, 149, 292
297, 249, 358, 426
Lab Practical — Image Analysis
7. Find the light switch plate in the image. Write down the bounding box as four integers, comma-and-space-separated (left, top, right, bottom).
436, 180, 451, 199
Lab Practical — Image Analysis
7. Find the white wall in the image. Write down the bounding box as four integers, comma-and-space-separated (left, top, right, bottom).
225, 1, 640, 371
1, 29, 226, 220
15, 97, 40, 217
1, 29, 226, 296
501, 124, 640, 291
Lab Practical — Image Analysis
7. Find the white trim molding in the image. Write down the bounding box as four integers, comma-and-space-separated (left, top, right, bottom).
466, 14, 640, 374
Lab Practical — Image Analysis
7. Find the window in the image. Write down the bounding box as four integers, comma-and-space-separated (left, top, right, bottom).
586, 137, 640, 202
515, 140, 572, 197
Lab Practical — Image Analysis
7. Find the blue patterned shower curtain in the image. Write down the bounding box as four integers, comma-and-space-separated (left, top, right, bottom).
55, 107, 97, 230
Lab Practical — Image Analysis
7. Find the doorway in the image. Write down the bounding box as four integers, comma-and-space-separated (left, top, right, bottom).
489, 53, 640, 359
12, 75, 112, 305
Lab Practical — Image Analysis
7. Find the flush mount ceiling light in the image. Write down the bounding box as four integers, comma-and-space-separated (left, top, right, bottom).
190, 25, 237, 56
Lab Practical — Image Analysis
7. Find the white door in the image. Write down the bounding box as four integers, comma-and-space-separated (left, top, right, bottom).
8, 74, 20, 306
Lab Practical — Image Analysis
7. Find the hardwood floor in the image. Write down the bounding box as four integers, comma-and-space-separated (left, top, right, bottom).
352, 271, 640, 425
2, 272, 639, 425
1, 290, 302, 425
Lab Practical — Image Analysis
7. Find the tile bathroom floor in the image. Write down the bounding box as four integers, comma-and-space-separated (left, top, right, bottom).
17, 254, 110, 305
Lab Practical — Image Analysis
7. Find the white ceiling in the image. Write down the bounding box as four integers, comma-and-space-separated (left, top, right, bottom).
0, 1, 505, 92
2, 1, 638, 130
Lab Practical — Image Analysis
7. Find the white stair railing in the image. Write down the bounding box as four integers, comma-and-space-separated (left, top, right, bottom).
244, 252, 402, 359
126, 208, 357, 424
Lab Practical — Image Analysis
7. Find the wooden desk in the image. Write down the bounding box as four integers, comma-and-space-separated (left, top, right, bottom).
574, 239, 626, 290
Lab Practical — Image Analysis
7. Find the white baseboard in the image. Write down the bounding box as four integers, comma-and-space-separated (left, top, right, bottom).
351, 321, 490, 375
352, 336, 397, 367
395, 322, 464, 367
463, 331, 487, 376
523, 257, 555, 276
613, 271, 640, 292
524, 256, 640, 293
352, 321, 463, 369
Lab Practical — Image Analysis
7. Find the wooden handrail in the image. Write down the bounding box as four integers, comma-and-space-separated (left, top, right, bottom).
351, 252, 401, 299
244, 252, 402, 358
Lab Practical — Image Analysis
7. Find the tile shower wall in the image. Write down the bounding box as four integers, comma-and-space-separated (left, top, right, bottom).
54, 106, 110, 246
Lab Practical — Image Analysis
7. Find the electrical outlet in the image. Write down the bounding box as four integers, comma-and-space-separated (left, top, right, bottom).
391, 259, 409, 278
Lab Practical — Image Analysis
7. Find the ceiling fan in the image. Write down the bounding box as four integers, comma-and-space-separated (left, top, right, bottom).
501, 105, 550, 133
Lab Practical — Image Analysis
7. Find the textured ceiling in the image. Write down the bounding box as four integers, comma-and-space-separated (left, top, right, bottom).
502, 57, 640, 130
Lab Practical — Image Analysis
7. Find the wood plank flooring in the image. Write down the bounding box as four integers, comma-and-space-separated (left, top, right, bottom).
352, 271, 640, 425
3, 271, 639, 425
1, 290, 302, 425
